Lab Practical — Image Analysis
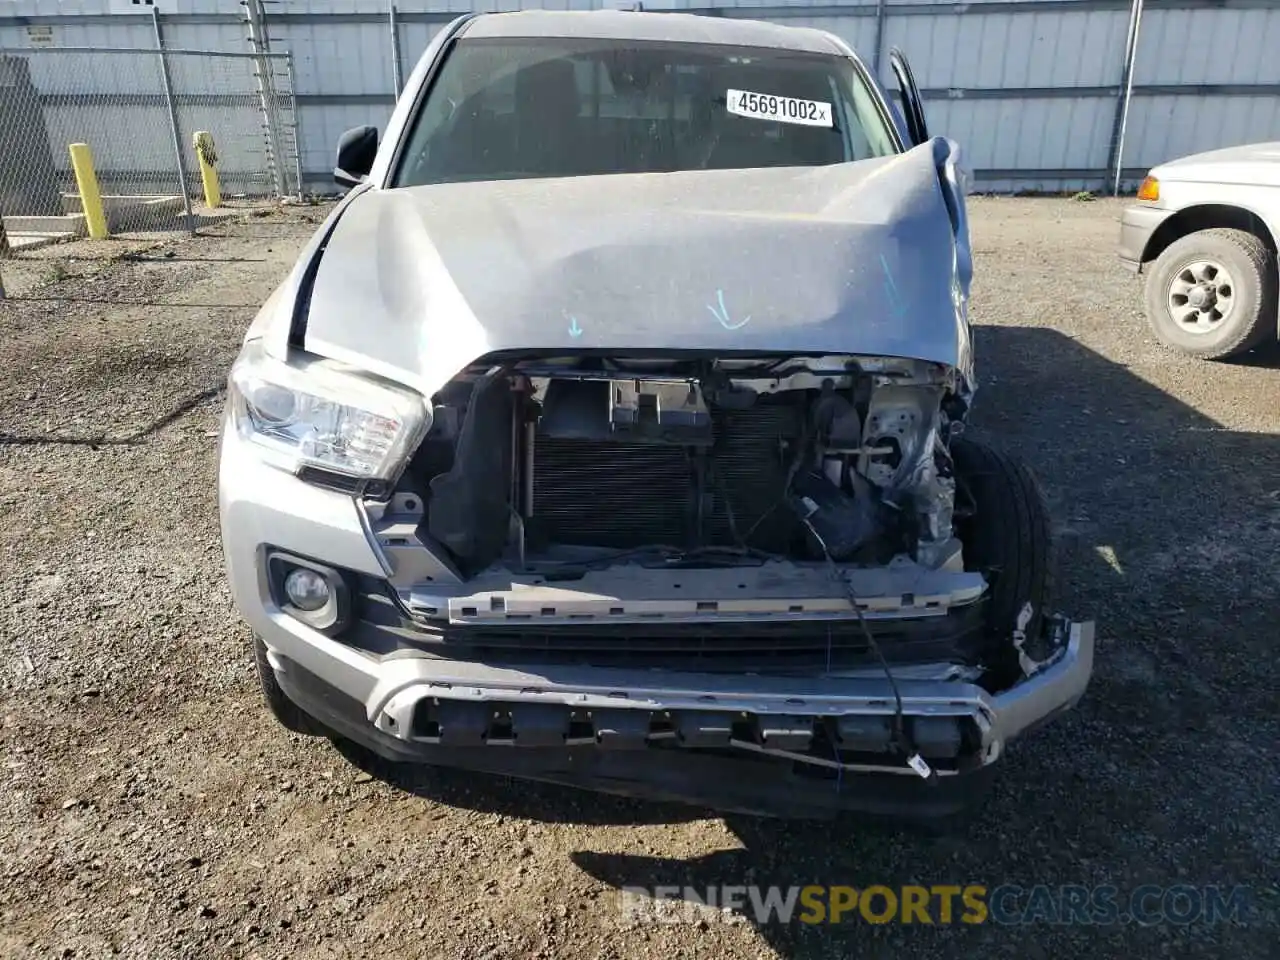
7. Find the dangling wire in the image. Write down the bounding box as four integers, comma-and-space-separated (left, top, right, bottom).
802, 515, 930, 782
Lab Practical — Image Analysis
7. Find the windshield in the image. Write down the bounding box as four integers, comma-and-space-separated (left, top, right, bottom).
393, 37, 898, 186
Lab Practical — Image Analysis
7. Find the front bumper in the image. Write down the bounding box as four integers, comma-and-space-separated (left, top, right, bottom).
221, 423, 1095, 816
263, 620, 1091, 818
1117, 203, 1173, 273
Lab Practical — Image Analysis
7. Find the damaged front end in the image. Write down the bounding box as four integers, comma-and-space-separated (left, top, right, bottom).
296, 349, 1095, 814
379, 352, 970, 605
231, 150, 1092, 817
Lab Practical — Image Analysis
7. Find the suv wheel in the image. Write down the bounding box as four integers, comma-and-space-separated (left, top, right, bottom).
1144, 228, 1277, 360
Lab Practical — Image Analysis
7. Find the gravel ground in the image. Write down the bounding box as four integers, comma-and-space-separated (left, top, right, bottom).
1, 198, 1277, 959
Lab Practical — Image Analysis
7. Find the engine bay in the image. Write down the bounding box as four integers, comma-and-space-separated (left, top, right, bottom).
395, 354, 969, 581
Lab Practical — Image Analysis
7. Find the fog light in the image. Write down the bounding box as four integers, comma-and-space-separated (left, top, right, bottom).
284, 567, 330, 611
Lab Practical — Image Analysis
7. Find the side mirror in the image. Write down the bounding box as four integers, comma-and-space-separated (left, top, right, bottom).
334, 125, 378, 188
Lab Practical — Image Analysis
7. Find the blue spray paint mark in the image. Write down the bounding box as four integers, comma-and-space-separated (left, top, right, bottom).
566, 315, 583, 338
708, 289, 751, 330
880, 253, 908, 319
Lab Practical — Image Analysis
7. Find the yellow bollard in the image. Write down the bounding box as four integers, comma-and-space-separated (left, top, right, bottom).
192, 131, 221, 209
68, 142, 108, 240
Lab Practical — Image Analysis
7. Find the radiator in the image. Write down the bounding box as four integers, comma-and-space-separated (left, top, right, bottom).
530, 397, 803, 553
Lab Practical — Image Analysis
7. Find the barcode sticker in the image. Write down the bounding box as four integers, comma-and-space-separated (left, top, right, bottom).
907, 753, 934, 780
726, 88, 834, 128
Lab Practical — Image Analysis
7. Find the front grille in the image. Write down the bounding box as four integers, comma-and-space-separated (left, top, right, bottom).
355, 581, 988, 673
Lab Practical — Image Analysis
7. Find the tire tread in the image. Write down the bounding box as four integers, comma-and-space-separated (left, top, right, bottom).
950, 438, 1055, 667
1144, 227, 1276, 360
253, 635, 318, 736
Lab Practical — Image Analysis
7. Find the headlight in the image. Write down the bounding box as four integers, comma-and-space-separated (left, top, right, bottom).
228, 339, 430, 484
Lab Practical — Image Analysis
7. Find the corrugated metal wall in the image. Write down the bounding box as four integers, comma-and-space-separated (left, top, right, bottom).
2, 0, 1278, 195
1124, 4, 1280, 172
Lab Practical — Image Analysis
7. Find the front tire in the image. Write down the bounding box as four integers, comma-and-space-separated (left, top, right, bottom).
950, 438, 1054, 681
253, 635, 320, 735
1143, 228, 1276, 360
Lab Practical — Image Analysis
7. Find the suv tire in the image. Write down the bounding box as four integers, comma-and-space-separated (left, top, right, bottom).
1144, 227, 1276, 360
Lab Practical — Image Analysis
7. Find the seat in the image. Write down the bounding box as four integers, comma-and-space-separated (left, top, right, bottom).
703, 72, 845, 170
429, 104, 511, 179
514, 58, 587, 177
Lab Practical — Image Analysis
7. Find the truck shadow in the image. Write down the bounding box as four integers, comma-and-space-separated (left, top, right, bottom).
330, 735, 709, 827
338, 325, 1278, 955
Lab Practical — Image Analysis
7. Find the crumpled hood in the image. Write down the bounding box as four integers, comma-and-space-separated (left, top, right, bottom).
304, 139, 972, 396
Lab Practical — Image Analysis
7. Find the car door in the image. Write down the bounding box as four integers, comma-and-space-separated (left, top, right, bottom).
885, 48, 975, 377
887, 47, 929, 148
885, 44, 973, 208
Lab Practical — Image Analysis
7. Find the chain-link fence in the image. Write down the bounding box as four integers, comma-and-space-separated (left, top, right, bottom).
164, 48, 300, 203
0, 46, 299, 244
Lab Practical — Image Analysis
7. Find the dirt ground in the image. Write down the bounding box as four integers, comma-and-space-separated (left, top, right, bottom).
1, 198, 1277, 959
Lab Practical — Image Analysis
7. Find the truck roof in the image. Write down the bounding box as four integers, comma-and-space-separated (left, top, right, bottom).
461, 10, 846, 57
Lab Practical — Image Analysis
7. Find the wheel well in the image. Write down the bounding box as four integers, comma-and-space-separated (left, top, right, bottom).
1142, 204, 1277, 265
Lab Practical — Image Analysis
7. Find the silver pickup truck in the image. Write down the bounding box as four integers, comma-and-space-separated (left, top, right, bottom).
220, 9, 1094, 820
1118, 141, 1280, 360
